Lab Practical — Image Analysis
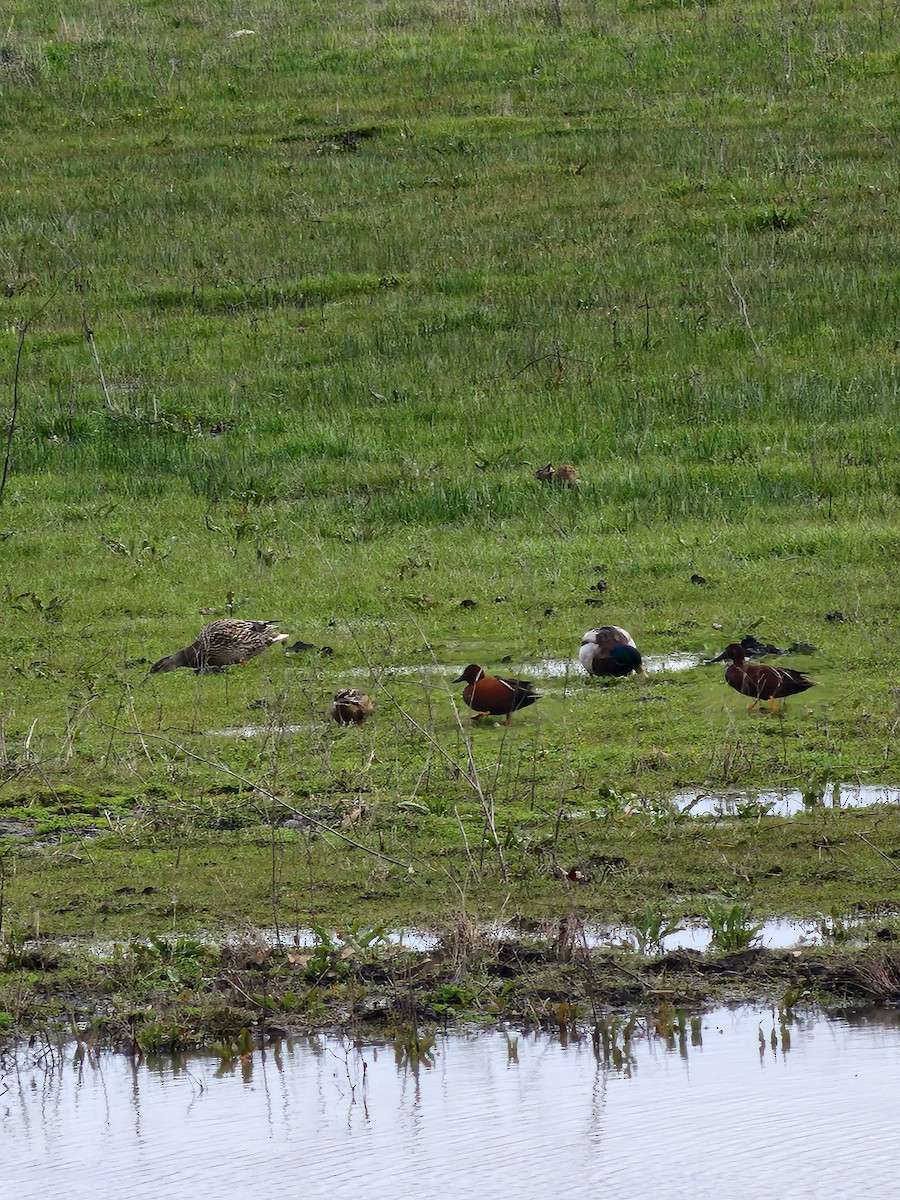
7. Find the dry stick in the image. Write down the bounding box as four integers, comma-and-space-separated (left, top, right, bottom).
530, 496, 569, 540
304, 534, 508, 873
362, 637, 509, 879
269, 816, 282, 947
294, 529, 508, 877
107, 725, 413, 870
724, 266, 764, 362
1, 285, 64, 505
0, 324, 27, 506
508, 343, 595, 381
452, 805, 477, 881
77, 280, 115, 410
126, 692, 154, 765
0, 850, 6, 941
402, 617, 508, 881
855, 831, 900, 875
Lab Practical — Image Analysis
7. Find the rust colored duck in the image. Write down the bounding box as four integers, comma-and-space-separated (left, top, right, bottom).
452, 664, 541, 724
712, 643, 816, 712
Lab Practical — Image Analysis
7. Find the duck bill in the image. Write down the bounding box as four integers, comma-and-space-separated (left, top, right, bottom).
452, 673, 466, 684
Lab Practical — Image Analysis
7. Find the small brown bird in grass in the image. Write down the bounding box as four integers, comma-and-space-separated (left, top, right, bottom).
329, 688, 374, 726
452, 664, 541, 725
534, 462, 581, 488
150, 619, 288, 673
712, 643, 816, 712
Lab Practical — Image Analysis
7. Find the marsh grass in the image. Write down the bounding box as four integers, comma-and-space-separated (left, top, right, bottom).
704, 900, 764, 953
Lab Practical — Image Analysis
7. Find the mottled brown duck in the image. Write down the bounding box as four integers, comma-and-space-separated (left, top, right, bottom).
150, 619, 288, 673
329, 688, 374, 726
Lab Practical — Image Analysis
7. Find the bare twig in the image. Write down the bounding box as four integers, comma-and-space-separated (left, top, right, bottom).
855, 831, 900, 875
77, 278, 115, 410
724, 266, 764, 362
0, 325, 28, 506
1, 286, 63, 505
105, 725, 414, 871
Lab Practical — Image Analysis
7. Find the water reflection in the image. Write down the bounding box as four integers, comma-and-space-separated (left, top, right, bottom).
374, 652, 705, 681
676, 782, 900, 817
4, 1005, 900, 1199
581, 916, 826, 953
52, 915, 850, 969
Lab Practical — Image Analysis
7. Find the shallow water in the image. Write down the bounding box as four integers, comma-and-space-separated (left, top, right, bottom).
206, 722, 309, 737
49, 914, 841, 966
676, 782, 900, 817
375, 652, 702, 680
4, 1005, 900, 1199
582, 917, 827, 953
205, 652, 700, 736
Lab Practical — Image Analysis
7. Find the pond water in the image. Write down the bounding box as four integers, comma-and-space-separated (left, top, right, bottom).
49, 913, 848, 973
364, 651, 702, 680
4, 1004, 899, 1199
206, 652, 703, 736
676, 782, 900, 817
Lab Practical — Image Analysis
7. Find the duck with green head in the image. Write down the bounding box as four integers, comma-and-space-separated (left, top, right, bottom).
579, 626, 642, 678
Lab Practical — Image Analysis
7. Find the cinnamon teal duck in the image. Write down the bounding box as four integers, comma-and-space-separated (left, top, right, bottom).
150, 619, 288, 673
712, 643, 816, 712
452, 664, 541, 724
578, 627, 642, 677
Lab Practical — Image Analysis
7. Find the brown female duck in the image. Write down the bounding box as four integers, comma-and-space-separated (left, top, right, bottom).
150, 619, 288, 673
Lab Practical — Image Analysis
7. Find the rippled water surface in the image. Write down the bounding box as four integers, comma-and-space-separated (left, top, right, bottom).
4, 1006, 900, 1199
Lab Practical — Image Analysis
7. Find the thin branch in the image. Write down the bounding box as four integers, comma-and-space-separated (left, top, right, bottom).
724, 266, 764, 362
77, 278, 115, 410
349, 609, 508, 881
1, 286, 64, 505
104, 725, 414, 871
855, 831, 900, 875
0, 324, 27, 506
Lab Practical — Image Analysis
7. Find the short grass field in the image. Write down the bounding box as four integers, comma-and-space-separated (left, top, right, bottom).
1, 0, 900, 1039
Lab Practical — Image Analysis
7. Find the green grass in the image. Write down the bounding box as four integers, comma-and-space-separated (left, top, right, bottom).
1, 0, 900, 977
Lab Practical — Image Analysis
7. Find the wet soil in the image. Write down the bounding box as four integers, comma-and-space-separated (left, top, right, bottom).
6, 930, 900, 1053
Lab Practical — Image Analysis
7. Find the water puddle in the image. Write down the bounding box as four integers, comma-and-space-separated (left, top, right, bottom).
206, 724, 309, 734
513, 652, 703, 678
4, 1005, 900, 1199
364, 652, 702, 683
676, 782, 900, 817
203, 654, 703, 737
53, 915, 863, 966
481, 917, 837, 953
579, 918, 820, 953
52, 907, 878, 964
54, 927, 441, 961
644, 651, 705, 674
206, 723, 308, 738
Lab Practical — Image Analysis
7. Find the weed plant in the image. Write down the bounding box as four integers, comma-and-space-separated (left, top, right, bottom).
704, 901, 764, 952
